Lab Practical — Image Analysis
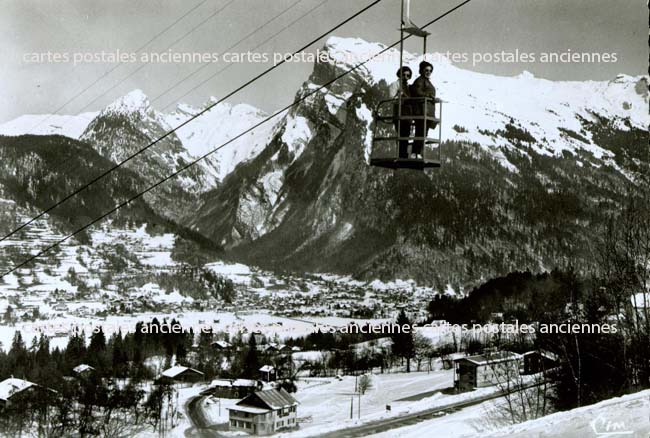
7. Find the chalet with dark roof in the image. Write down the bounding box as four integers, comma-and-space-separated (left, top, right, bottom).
228, 388, 299, 435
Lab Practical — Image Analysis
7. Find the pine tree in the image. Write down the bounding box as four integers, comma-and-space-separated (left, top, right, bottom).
65, 331, 87, 371
87, 327, 108, 372
9, 331, 28, 377
242, 335, 260, 379
391, 310, 415, 372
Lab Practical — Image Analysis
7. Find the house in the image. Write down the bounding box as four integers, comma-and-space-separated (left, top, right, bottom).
228, 388, 299, 435
259, 365, 275, 382
204, 379, 261, 398
156, 366, 204, 385
72, 364, 95, 378
453, 351, 522, 392
212, 340, 232, 350
442, 352, 466, 370
521, 350, 559, 375
232, 379, 262, 397
278, 344, 292, 354
0, 378, 54, 408
262, 343, 279, 354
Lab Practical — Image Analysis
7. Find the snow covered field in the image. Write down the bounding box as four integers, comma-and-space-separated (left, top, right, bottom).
367, 389, 650, 438
198, 370, 454, 437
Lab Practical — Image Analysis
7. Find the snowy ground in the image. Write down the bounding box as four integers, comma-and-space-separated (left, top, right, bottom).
481, 389, 650, 438
199, 370, 454, 437
290, 371, 453, 433
366, 389, 650, 438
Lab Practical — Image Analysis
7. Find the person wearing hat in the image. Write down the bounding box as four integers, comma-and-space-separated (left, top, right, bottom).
409, 61, 437, 159
388, 66, 413, 159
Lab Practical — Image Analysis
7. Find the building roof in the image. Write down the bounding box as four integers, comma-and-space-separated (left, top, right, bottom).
210, 379, 233, 388
522, 350, 558, 361
455, 351, 522, 366
212, 340, 231, 348
0, 378, 35, 401
232, 379, 257, 387
227, 404, 271, 414
73, 364, 95, 374
239, 388, 299, 410
161, 366, 204, 378
259, 365, 275, 372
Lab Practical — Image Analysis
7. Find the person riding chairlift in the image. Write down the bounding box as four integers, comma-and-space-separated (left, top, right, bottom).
409, 61, 437, 160
388, 66, 413, 159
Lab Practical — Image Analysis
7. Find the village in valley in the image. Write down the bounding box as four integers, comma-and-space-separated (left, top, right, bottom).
0, 0, 648, 435
0, 258, 620, 437
0, 222, 648, 437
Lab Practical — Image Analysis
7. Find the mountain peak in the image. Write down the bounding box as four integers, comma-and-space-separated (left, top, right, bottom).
517, 70, 535, 80
103, 89, 152, 116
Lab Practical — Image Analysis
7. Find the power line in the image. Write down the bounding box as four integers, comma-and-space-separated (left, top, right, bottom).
1, 0, 473, 278
0, 0, 380, 245
26, 0, 212, 134
154, 0, 327, 109
67, 0, 237, 120
29, 0, 304, 194
20, 0, 234, 188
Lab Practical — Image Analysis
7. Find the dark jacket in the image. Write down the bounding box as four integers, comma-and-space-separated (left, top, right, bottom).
410, 76, 436, 116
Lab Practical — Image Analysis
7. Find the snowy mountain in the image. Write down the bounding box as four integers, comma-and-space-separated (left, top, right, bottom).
0, 91, 280, 189
0, 112, 98, 138
0, 134, 220, 279
190, 36, 649, 289
165, 100, 280, 185
321, 37, 648, 172
78, 89, 208, 222
0, 36, 647, 289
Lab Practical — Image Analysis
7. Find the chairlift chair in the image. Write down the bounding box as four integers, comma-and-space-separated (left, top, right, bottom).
369, 0, 443, 170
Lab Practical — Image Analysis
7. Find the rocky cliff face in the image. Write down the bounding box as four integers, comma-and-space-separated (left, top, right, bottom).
79, 90, 208, 222
190, 37, 649, 290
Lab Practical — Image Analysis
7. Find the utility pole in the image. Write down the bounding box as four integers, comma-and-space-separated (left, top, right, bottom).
350, 396, 353, 419
358, 391, 361, 419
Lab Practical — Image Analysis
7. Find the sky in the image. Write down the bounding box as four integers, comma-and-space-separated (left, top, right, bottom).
0, 0, 647, 122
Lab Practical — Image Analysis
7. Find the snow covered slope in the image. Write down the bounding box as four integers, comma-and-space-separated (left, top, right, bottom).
324, 36, 648, 170
0, 112, 98, 138
479, 389, 650, 438
365, 389, 650, 438
164, 100, 280, 184
0, 91, 279, 188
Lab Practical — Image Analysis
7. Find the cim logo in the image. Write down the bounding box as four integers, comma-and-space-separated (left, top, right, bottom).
590, 413, 634, 436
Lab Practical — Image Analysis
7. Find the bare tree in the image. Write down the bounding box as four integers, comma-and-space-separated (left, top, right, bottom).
357, 374, 372, 395
598, 187, 650, 388
479, 350, 553, 430
413, 333, 433, 372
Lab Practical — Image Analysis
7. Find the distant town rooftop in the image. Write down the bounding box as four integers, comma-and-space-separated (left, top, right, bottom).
161, 365, 204, 378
